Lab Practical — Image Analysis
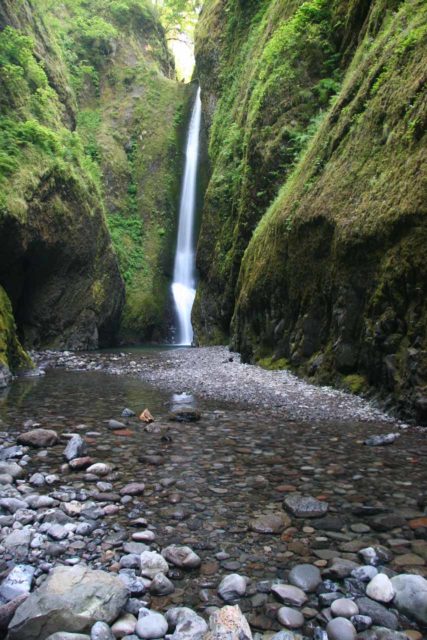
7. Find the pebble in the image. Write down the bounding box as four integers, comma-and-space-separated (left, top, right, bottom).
271, 584, 307, 607
366, 573, 395, 603
277, 606, 304, 628
218, 574, 247, 601
135, 608, 168, 639
288, 564, 321, 592
326, 617, 357, 640
330, 598, 359, 618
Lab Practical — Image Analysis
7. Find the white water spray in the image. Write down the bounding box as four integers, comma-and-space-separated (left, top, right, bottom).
171, 87, 202, 345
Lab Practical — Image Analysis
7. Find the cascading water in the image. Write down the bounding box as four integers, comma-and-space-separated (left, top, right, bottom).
171, 86, 202, 345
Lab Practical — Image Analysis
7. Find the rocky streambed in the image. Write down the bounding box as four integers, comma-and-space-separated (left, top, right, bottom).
0, 347, 426, 640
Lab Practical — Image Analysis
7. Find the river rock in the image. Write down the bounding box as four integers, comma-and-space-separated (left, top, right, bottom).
356, 597, 398, 629
249, 513, 290, 534
283, 494, 328, 518
0, 564, 35, 601
140, 550, 169, 579
218, 574, 247, 601
324, 558, 360, 579
168, 408, 201, 422
330, 598, 359, 618
107, 419, 126, 430
69, 457, 94, 470
122, 408, 136, 417
271, 584, 307, 607
91, 620, 115, 639
120, 482, 146, 496
17, 429, 59, 447
366, 573, 394, 603
288, 564, 321, 592
277, 606, 304, 628
3, 528, 32, 558
111, 613, 137, 637
8, 565, 128, 640
135, 608, 168, 639
166, 607, 208, 640
0, 497, 28, 513
391, 573, 427, 625
149, 573, 175, 596
64, 435, 86, 461
358, 546, 392, 566
162, 545, 201, 569
86, 463, 112, 476
207, 605, 252, 640
351, 566, 378, 582
0, 594, 28, 634
364, 433, 400, 446
0, 461, 24, 478
326, 617, 356, 640
26, 494, 55, 509
356, 630, 411, 640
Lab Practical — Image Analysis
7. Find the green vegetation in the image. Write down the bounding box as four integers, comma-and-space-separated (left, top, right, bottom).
0, 286, 33, 373
256, 356, 290, 371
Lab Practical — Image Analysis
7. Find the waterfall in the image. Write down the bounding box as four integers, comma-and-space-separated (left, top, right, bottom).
171, 86, 202, 345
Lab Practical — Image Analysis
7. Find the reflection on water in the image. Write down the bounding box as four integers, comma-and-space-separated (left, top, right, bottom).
1, 368, 426, 613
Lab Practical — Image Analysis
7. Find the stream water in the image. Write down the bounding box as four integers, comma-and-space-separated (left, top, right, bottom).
1, 350, 426, 633
171, 87, 202, 346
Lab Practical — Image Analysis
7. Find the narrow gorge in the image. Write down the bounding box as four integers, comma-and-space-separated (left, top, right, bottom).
0, 1, 426, 639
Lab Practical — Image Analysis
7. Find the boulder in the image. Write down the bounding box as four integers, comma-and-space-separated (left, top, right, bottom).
8, 565, 128, 640
391, 573, 427, 625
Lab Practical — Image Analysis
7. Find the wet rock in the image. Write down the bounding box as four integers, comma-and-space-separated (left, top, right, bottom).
132, 530, 156, 543
277, 606, 304, 628
358, 546, 393, 566
162, 545, 201, 569
120, 483, 145, 496
86, 463, 112, 476
271, 584, 307, 607
168, 408, 201, 422
366, 573, 394, 603
249, 513, 290, 534
8, 565, 128, 640
351, 566, 378, 583
391, 573, 427, 625
207, 605, 252, 640
218, 574, 247, 602
107, 419, 127, 430
69, 457, 94, 470
283, 494, 328, 518
288, 564, 321, 592
17, 429, 59, 447
27, 494, 55, 509
122, 408, 136, 417
0, 564, 35, 601
118, 570, 147, 596
356, 597, 398, 630
330, 598, 359, 618
364, 433, 400, 446
149, 573, 175, 596
369, 513, 406, 531
135, 607, 168, 639
111, 613, 137, 637
29, 472, 46, 487
0, 461, 24, 478
350, 615, 372, 632
326, 617, 357, 640
140, 550, 169, 579
324, 558, 360, 579
91, 621, 115, 640
64, 435, 87, 461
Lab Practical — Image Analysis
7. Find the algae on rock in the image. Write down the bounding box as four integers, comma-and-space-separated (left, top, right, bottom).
0, 286, 33, 387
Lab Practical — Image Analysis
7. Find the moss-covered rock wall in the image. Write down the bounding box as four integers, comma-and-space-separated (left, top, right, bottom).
0, 0, 188, 351
195, 0, 427, 422
0, 286, 33, 387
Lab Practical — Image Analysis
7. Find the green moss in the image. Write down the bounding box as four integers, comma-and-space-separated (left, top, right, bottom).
256, 356, 290, 371
0, 286, 33, 373
342, 374, 367, 394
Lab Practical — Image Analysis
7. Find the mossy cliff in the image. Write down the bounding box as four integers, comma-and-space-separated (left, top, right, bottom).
0, 286, 33, 387
195, 0, 427, 421
0, 0, 188, 358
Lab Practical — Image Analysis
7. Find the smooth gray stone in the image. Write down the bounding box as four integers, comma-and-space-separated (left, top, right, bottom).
135, 608, 168, 639
288, 564, 321, 592
326, 617, 356, 640
91, 620, 115, 640
356, 597, 398, 630
161, 545, 201, 569
277, 606, 304, 628
391, 573, 427, 625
